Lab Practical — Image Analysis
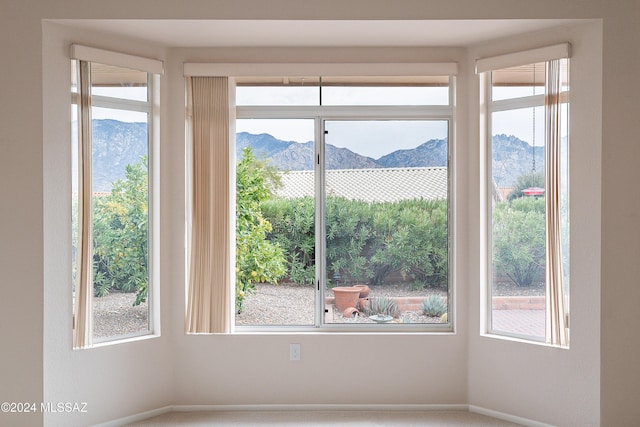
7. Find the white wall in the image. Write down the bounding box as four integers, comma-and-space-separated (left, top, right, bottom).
167, 45, 470, 407
1, 2, 639, 427
466, 22, 603, 426
41, 23, 174, 427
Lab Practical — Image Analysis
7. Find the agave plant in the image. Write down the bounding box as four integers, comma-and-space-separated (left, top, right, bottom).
365, 296, 400, 318
421, 294, 447, 317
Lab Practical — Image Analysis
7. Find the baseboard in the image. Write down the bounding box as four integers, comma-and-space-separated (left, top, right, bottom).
91, 405, 172, 427
172, 403, 469, 412
469, 405, 555, 427
95, 403, 551, 426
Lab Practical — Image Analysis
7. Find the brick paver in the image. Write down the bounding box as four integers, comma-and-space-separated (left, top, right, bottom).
492, 309, 544, 337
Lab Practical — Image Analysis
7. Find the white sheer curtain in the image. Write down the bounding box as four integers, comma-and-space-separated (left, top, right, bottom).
545, 59, 569, 346
186, 77, 233, 333
73, 60, 93, 349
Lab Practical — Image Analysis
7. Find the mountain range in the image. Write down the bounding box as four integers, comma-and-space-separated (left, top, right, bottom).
89, 119, 541, 191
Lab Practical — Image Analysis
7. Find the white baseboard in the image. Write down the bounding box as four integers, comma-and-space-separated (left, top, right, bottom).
469, 405, 555, 427
95, 403, 550, 427
91, 405, 172, 427
172, 403, 469, 412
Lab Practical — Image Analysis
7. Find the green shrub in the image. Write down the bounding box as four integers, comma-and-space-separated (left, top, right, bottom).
261, 196, 449, 290
364, 296, 401, 318
261, 196, 315, 285
370, 199, 448, 288
492, 197, 545, 287
325, 197, 374, 284
421, 294, 447, 317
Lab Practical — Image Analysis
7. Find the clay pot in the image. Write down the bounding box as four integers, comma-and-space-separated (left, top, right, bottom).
358, 297, 369, 311
353, 284, 370, 298
332, 286, 362, 312
342, 307, 359, 318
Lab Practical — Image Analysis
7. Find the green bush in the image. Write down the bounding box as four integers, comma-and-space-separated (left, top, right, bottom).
92, 157, 149, 305
262, 196, 448, 289
261, 196, 315, 286
370, 199, 448, 288
492, 196, 545, 287
325, 197, 374, 284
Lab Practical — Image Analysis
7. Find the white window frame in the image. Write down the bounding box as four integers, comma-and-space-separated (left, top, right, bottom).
71, 45, 162, 347
478, 44, 571, 346
230, 74, 456, 333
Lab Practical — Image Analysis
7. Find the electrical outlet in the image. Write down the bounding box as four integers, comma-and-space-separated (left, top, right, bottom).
290, 343, 301, 361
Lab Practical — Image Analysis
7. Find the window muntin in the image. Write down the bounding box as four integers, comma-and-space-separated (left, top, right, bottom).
233, 77, 453, 331
72, 58, 156, 346
485, 58, 569, 344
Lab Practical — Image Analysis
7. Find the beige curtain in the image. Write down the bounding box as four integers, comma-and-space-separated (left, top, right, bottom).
186, 77, 232, 333
545, 59, 568, 346
73, 60, 93, 349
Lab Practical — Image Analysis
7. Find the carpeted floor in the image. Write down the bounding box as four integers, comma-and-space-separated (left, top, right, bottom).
126, 410, 523, 426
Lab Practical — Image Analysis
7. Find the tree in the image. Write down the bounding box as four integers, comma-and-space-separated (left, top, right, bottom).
235, 147, 286, 313
92, 157, 149, 305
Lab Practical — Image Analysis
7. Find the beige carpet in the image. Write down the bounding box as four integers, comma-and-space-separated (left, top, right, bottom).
126, 410, 523, 426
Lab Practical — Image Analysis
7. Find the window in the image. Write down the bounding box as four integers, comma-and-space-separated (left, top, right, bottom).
230, 76, 453, 331
71, 46, 161, 347
479, 45, 570, 346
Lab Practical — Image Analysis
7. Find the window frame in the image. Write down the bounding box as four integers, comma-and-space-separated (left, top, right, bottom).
71, 49, 161, 347
479, 50, 570, 346
233, 77, 456, 333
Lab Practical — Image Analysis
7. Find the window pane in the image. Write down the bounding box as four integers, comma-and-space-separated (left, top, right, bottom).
236, 86, 319, 106
91, 62, 148, 102
234, 119, 316, 327
323, 120, 449, 325
91, 107, 149, 340
490, 107, 545, 340
322, 86, 449, 106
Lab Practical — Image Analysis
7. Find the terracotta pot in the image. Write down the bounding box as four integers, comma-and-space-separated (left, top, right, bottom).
332, 287, 362, 312
358, 297, 369, 311
342, 307, 359, 318
353, 284, 370, 298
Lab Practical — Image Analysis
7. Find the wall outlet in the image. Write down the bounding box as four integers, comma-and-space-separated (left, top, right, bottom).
289, 343, 301, 361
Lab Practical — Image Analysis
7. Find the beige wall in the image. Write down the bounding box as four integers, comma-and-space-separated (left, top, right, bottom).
1, 1, 638, 426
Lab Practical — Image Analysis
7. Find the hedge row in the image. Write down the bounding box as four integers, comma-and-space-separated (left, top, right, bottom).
261, 196, 449, 289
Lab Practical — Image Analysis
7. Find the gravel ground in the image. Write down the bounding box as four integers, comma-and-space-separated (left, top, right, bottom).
236, 283, 447, 326
92, 281, 544, 336
93, 292, 149, 339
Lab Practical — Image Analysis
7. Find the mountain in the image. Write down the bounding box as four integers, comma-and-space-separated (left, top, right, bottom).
91, 119, 148, 192
88, 119, 540, 191
377, 138, 448, 168
491, 134, 544, 187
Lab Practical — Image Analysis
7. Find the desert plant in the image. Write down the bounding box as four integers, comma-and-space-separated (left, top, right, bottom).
364, 296, 401, 318
421, 294, 447, 317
